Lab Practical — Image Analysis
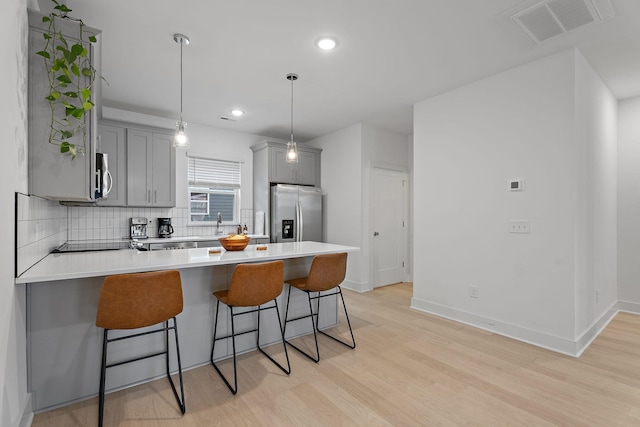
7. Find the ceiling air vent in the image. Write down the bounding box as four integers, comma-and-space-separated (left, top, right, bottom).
511, 0, 614, 44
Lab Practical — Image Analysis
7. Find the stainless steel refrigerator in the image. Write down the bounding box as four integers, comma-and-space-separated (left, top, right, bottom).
271, 184, 323, 243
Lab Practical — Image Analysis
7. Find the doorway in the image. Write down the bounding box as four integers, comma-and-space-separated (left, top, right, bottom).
372, 166, 408, 288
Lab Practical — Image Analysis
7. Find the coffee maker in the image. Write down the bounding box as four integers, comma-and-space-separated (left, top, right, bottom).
157, 218, 174, 238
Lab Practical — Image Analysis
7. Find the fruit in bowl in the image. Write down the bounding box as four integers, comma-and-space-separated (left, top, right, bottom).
219, 234, 251, 251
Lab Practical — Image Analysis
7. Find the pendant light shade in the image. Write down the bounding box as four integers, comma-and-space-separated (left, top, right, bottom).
286, 73, 299, 163
173, 34, 190, 149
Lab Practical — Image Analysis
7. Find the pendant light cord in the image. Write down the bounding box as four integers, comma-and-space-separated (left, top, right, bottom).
180, 39, 184, 122
290, 76, 294, 142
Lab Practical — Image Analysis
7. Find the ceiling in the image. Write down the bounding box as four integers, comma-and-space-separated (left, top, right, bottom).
41, 0, 640, 141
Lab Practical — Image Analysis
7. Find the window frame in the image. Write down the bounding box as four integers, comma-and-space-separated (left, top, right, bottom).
187, 155, 242, 226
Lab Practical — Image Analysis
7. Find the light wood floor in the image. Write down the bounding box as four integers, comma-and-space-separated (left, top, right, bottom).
33, 282, 640, 426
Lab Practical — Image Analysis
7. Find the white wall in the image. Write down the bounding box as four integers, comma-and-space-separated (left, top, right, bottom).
412, 49, 616, 355
361, 124, 411, 288
618, 96, 640, 308
573, 51, 618, 342
307, 124, 365, 289
308, 123, 410, 291
2, 0, 30, 426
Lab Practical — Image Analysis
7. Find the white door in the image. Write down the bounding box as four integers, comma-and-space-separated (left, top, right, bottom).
372, 167, 407, 287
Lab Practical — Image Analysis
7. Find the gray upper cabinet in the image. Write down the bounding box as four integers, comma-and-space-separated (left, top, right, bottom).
27, 10, 103, 202
252, 140, 321, 187
270, 146, 319, 186
126, 127, 176, 207
96, 124, 126, 206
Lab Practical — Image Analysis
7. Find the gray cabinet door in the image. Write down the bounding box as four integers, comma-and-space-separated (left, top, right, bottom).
270, 145, 297, 183
126, 129, 152, 206
151, 132, 176, 207
96, 124, 126, 206
296, 151, 317, 186
270, 146, 319, 185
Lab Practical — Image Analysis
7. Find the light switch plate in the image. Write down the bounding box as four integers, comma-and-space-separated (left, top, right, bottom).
509, 220, 530, 234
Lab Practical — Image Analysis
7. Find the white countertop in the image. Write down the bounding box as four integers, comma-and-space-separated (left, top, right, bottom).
16, 242, 358, 284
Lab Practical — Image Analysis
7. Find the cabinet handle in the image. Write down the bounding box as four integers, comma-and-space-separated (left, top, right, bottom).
154, 190, 157, 203
147, 190, 151, 203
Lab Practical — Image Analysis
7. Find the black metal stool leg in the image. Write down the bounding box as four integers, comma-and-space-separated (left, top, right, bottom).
210, 302, 239, 395
165, 318, 186, 413
98, 329, 108, 427
316, 287, 356, 349
256, 301, 291, 375
283, 286, 321, 363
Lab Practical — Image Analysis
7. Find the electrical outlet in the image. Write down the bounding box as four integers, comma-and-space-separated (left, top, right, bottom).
469, 286, 480, 298
509, 220, 530, 234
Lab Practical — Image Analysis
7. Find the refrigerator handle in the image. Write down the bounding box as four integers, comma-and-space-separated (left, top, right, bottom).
297, 201, 303, 242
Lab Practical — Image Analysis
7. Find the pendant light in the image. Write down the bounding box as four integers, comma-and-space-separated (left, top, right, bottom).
286, 73, 299, 163
173, 33, 190, 149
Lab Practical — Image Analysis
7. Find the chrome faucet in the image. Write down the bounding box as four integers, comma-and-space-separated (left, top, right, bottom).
216, 212, 223, 234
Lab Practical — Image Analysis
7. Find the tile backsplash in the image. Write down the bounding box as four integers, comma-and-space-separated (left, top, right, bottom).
16, 193, 67, 276
67, 207, 256, 240
15, 193, 258, 276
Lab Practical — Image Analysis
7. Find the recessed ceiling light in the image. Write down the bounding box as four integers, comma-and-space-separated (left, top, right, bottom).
315, 37, 337, 50
230, 109, 244, 117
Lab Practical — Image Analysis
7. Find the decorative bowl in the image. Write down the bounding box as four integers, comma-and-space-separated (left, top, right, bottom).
218, 235, 251, 251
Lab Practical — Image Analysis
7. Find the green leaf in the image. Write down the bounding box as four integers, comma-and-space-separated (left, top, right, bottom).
70, 63, 80, 76
60, 142, 70, 153
63, 91, 78, 98
88, 36, 97, 43
43, 33, 52, 40
51, 91, 61, 99
63, 50, 76, 64
81, 68, 92, 77
61, 130, 73, 139
80, 47, 88, 57
82, 101, 94, 111
71, 108, 84, 119
71, 44, 83, 56
56, 75, 72, 84
54, 5, 72, 13
35, 51, 50, 59
81, 88, 91, 101
42, 16, 50, 23
45, 95, 56, 101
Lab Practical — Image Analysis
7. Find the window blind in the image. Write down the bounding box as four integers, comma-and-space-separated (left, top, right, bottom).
188, 157, 241, 189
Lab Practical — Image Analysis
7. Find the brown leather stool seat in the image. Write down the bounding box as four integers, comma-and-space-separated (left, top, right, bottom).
282, 252, 355, 363
210, 260, 291, 394
95, 269, 186, 427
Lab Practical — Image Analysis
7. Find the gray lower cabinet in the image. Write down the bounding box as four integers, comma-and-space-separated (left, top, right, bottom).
127, 128, 176, 207
96, 124, 126, 206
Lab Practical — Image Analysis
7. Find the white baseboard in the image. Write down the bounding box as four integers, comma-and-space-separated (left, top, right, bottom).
18, 393, 33, 427
410, 297, 621, 357
574, 301, 619, 357
618, 300, 640, 314
341, 279, 370, 293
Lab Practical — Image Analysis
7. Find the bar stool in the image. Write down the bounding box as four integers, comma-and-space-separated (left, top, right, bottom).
282, 252, 355, 363
96, 270, 186, 427
210, 260, 291, 394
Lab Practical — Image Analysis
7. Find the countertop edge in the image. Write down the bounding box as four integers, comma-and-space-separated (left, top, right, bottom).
16, 242, 359, 284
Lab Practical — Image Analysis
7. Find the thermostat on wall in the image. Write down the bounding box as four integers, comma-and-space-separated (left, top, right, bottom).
509, 179, 525, 191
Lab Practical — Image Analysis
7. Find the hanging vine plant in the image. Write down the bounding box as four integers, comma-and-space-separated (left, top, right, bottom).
35, 0, 98, 160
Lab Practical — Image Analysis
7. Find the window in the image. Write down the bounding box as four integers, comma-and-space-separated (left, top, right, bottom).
188, 156, 241, 224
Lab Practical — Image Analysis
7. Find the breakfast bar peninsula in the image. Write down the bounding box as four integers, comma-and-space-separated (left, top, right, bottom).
16, 241, 358, 412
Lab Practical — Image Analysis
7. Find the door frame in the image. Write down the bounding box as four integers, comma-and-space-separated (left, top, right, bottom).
369, 162, 410, 288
